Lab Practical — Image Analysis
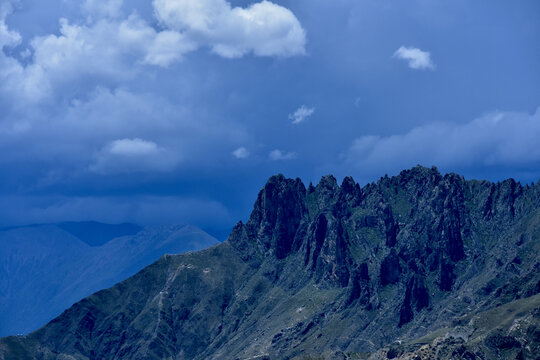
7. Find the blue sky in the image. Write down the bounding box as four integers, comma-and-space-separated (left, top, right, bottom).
0, 0, 539, 234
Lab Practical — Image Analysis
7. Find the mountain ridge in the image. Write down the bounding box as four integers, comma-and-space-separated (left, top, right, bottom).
2, 166, 540, 359
0, 222, 219, 337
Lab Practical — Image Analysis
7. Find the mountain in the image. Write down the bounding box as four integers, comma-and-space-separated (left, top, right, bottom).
1, 166, 540, 359
56, 221, 142, 247
0, 223, 219, 337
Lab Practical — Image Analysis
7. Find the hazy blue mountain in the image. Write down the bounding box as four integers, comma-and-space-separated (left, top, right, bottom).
0, 223, 218, 337
57, 221, 142, 247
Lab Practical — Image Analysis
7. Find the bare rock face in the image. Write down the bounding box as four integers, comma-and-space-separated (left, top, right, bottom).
399, 275, 429, 327
304, 213, 328, 270
3, 166, 540, 360
380, 249, 401, 286
245, 174, 307, 259
346, 262, 371, 307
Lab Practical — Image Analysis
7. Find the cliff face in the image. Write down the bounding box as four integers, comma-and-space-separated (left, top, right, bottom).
2, 166, 540, 360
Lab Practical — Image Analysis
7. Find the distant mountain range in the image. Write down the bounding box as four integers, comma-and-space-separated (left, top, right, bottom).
1, 166, 540, 359
0, 222, 218, 337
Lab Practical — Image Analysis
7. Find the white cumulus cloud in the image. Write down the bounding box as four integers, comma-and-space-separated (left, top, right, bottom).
90, 138, 180, 173
289, 105, 314, 124
269, 149, 297, 160
232, 147, 250, 159
153, 0, 306, 58
0, 14, 197, 104
393, 46, 434, 70
0, 0, 305, 105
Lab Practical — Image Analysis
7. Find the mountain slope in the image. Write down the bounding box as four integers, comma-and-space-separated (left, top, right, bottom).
1, 166, 540, 359
365, 292, 540, 360
0, 223, 218, 337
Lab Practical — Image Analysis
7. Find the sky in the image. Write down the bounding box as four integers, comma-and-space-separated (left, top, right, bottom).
0, 0, 539, 236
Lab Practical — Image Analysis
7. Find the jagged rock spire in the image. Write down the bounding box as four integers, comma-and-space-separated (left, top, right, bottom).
245, 174, 307, 259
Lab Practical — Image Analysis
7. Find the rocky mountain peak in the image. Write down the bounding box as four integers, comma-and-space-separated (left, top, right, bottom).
317, 174, 339, 190
244, 174, 307, 259
233, 167, 540, 322
6, 167, 540, 360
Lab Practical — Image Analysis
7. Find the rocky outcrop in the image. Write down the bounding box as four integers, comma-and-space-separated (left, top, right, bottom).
380, 249, 401, 286
368, 293, 540, 360
245, 175, 307, 259
399, 275, 429, 327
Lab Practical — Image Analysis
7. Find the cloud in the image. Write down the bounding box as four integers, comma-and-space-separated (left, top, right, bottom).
142, 30, 196, 66
269, 149, 297, 160
109, 138, 161, 156
0, 2, 21, 48
0, 84, 248, 186
232, 147, 249, 159
32, 14, 194, 71
91, 138, 178, 174
343, 107, 540, 175
393, 46, 434, 70
0, 0, 305, 106
0, 3, 47, 104
83, 0, 123, 19
0, 14, 195, 105
289, 105, 314, 124
153, 0, 306, 58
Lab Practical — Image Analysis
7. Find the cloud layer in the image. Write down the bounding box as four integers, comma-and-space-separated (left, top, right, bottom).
0, 0, 301, 231
344, 108, 540, 176
0, 194, 233, 228
1, 0, 538, 231
0, 0, 302, 179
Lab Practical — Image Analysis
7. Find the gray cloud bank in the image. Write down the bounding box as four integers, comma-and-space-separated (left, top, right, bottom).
343, 107, 540, 178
